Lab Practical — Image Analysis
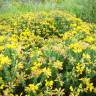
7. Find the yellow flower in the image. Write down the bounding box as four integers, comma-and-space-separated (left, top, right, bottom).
76, 63, 85, 74
70, 86, 74, 91
29, 84, 38, 91
45, 80, 53, 88
6, 43, 17, 49
31, 66, 38, 71
84, 36, 94, 43
0, 36, 5, 42
42, 68, 51, 77
0, 55, 11, 65
0, 46, 4, 51
25, 84, 38, 93
33, 62, 42, 67
79, 77, 94, 92
0, 84, 4, 89
82, 53, 91, 59
89, 45, 96, 51
31, 67, 42, 77
54, 60, 63, 70
63, 31, 76, 41
86, 83, 94, 92
17, 62, 24, 69
69, 42, 86, 53
77, 84, 83, 93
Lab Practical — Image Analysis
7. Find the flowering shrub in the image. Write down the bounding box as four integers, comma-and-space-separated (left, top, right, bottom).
0, 11, 96, 96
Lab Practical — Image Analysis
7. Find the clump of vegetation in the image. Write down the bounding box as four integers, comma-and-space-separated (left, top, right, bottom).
0, 10, 96, 96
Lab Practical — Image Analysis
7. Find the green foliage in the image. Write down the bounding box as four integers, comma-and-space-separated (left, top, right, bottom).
80, 0, 96, 23
0, 10, 96, 95
0, 0, 96, 23
63, 0, 96, 23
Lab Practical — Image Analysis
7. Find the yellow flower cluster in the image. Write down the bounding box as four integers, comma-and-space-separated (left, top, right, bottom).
76, 63, 85, 74
0, 10, 96, 96
69, 42, 87, 53
0, 54, 11, 71
25, 84, 38, 93
45, 80, 54, 88
80, 78, 95, 92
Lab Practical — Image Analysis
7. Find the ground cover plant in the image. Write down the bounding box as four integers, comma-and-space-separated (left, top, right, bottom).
0, 10, 96, 96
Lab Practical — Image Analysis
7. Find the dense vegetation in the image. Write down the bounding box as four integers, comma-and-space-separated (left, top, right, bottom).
0, 10, 96, 96
0, 0, 96, 23
0, 0, 96, 96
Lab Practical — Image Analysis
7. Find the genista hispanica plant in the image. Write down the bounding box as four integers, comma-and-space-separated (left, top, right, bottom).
0, 11, 96, 96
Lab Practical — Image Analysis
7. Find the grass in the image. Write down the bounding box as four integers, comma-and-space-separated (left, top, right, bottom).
0, 1, 79, 17
0, 0, 96, 22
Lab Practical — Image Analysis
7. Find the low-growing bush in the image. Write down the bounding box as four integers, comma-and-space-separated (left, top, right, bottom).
0, 11, 96, 96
